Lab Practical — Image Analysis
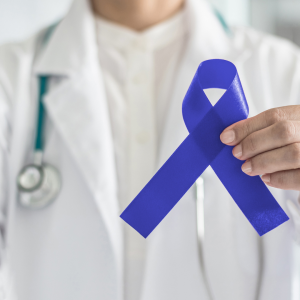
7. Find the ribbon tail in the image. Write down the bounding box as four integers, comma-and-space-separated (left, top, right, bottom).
211, 146, 289, 236
120, 134, 210, 238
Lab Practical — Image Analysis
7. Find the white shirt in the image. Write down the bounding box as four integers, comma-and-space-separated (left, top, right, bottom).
96, 10, 188, 300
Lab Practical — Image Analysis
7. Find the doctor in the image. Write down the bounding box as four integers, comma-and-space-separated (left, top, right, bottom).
0, 0, 299, 299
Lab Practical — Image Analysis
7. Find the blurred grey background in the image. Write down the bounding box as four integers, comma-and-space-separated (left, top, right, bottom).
0, 0, 72, 44
212, 0, 300, 46
1, 0, 300, 46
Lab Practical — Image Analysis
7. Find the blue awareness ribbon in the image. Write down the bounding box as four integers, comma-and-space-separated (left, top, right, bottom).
120, 59, 289, 238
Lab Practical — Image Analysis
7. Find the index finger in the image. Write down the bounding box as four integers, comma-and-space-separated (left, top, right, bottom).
220, 106, 300, 145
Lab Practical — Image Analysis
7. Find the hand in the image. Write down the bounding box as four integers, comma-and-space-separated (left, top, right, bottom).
220, 106, 300, 191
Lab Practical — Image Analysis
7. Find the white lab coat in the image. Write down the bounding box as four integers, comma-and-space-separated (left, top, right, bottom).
0, 0, 299, 299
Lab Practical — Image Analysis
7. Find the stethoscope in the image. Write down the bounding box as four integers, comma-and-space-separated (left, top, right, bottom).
17, 76, 61, 209
195, 177, 213, 299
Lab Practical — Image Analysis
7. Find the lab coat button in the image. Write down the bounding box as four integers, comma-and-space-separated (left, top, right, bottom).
136, 130, 150, 144
133, 73, 145, 84
132, 38, 147, 50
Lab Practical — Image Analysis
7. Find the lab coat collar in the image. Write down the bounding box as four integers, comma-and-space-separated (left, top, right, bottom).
185, 0, 232, 61
34, 0, 96, 76
184, 0, 251, 66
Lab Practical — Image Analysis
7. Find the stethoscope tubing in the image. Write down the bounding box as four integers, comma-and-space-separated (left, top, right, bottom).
17, 74, 61, 209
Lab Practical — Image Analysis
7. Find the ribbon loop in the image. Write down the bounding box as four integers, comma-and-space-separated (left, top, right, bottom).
121, 59, 289, 238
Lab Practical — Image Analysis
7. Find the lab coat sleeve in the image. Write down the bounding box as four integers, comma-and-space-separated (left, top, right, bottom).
0, 84, 9, 256
0, 43, 19, 300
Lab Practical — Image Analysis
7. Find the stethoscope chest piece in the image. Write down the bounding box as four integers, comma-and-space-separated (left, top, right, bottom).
17, 164, 61, 209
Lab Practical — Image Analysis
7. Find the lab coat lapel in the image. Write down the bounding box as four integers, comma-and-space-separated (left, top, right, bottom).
34, 0, 123, 292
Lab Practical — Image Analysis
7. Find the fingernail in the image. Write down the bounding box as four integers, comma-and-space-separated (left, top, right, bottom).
233, 144, 242, 158
261, 174, 270, 183
220, 130, 235, 144
242, 160, 252, 174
